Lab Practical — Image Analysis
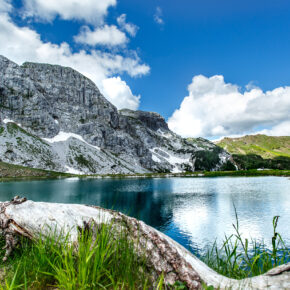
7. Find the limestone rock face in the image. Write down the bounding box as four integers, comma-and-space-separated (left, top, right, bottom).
0, 55, 233, 174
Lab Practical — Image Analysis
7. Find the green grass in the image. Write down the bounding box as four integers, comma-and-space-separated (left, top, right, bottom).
217, 135, 290, 170
202, 169, 290, 177
202, 210, 290, 279
0, 161, 72, 181
0, 223, 155, 289
86, 169, 290, 179
0, 223, 189, 289
1, 161, 290, 182
217, 135, 290, 159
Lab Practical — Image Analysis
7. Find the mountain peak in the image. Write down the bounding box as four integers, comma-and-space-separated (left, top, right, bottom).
0, 55, 233, 174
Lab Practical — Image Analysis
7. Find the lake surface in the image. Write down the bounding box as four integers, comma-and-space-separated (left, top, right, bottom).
0, 176, 289, 255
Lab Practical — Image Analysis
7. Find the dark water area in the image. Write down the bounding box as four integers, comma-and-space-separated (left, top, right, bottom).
0, 176, 289, 255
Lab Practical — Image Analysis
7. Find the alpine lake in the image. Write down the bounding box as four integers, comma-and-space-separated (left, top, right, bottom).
0, 176, 289, 256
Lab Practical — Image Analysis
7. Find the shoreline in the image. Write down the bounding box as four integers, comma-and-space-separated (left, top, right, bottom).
1, 168, 289, 183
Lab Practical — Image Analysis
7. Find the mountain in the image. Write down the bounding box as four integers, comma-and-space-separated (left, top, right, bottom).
217, 135, 290, 169
0, 55, 233, 174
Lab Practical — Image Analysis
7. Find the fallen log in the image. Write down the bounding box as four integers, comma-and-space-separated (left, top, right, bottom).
0, 197, 289, 289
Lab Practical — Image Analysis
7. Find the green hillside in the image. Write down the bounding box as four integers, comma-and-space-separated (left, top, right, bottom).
0, 161, 69, 180
217, 135, 290, 170
217, 135, 290, 158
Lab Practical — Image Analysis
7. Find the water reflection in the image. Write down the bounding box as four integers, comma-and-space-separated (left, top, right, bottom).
0, 176, 289, 254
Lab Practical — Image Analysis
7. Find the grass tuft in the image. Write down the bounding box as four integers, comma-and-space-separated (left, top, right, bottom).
0, 223, 153, 289
202, 209, 290, 279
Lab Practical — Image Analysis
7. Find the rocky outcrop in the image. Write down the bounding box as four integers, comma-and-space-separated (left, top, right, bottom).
0, 55, 233, 174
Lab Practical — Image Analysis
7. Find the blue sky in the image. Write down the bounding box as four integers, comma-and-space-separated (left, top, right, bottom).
119, 0, 290, 113
0, 0, 290, 138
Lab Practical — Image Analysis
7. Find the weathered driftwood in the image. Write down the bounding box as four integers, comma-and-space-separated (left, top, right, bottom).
0, 197, 289, 289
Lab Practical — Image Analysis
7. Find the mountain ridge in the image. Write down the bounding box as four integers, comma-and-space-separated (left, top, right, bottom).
0, 55, 233, 174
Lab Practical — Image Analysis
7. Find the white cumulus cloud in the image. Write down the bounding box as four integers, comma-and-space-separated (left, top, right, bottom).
22, 0, 116, 24
117, 14, 138, 37
168, 75, 290, 138
101, 77, 140, 110
74, 25, 127, 47
0, 10, 150, 110
256, 121, 290, 136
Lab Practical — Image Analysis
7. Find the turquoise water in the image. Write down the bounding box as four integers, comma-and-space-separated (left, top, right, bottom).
0, 176, 289, 254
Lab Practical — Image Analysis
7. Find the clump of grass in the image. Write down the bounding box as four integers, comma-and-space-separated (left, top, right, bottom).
0, 223, 154, 289
202, 208, 290, 279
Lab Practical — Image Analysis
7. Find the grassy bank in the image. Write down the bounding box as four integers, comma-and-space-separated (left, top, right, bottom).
201, 169, 290, 177
83, 169, 290, 179
1, 160, 290, 183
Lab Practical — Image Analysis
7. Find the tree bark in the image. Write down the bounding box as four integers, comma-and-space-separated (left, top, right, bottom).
0, 197, 289, 289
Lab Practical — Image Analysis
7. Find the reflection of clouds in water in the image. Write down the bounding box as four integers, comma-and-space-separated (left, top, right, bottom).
173, 203, 209, 236
237, 223, 262, 242
170, 177, 289, 251
64, 177, 80, 182
172, 198, 263, 251
170, 178, 214, 195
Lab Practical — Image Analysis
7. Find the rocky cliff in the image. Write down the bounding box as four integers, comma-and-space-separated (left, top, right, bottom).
0, 55, 233, 174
